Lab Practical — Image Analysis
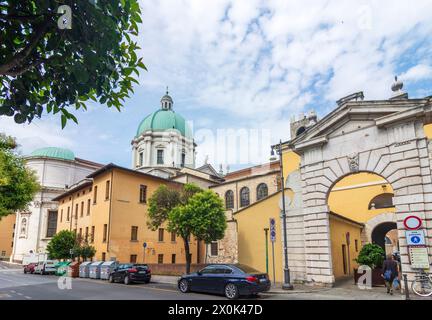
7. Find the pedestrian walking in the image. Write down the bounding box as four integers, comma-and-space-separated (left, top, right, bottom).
382, 254, 399, 295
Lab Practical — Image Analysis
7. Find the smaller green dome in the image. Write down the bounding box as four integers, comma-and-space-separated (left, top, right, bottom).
30, 147, 75, 161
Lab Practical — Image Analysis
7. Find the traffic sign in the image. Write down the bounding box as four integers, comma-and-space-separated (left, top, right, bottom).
403, 216, 422, 230
269, 218, 276, 242
406, 230, 426, 246
143, 242, 147, 248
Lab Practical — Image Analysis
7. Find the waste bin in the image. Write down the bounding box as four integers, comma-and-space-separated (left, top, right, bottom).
67, 261, 80, 278
89, 261, 104, 279
79, 261, 92, 278
55, 261, 71, 276
100, 261, 118, 280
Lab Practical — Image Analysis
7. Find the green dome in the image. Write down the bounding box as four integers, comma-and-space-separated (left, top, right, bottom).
136, 109, 193, 139
30, 147, 75, 161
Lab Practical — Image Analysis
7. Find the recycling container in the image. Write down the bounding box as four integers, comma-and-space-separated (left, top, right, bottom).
67, 261, 80, 278
89, 261, 104, 279
79, 261, 92, 278
100, 261, 118, 280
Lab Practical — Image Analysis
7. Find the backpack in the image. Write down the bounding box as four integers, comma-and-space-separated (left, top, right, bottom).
383, 269, 392, 281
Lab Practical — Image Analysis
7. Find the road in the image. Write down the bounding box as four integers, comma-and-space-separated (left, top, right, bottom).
0, 262, 271, 300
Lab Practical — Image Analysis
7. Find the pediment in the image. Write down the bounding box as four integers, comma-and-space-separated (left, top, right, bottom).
291, 99, 428, 151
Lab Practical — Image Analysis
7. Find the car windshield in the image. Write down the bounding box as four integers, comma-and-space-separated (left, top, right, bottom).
134, 264, 148, 270
234, 264, 261, 274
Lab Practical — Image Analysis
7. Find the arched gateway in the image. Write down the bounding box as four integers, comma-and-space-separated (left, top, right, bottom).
283, 91, 432, 286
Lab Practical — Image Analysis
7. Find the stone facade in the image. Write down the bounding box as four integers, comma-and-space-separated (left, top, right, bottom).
284, 96, 432, 285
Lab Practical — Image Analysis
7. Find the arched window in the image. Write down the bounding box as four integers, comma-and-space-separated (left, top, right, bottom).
225, 190, 234, 209
368, 193, 394, 209
240, 187, 250, 207
256, 183, 268, 201
296, 126, 306, 136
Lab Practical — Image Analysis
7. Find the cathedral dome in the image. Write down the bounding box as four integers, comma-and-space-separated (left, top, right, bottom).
30, 147, 75, 161
135, 91, 193, 139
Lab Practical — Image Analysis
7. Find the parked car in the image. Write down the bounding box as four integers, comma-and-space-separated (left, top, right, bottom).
108, 263, 151, 285
34, 260, 57, 275
23, 263, 37, 274
178, 264, 271, 299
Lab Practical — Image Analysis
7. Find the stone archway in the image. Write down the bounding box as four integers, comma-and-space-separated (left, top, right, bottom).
363, 212, 397, 245
371, 222, 398, 249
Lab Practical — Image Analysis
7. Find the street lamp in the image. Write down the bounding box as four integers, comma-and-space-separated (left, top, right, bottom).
271, 140, 293, 290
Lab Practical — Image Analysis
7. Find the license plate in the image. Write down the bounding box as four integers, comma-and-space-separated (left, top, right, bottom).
259, 278, 267, 283
139, 271, 147, 274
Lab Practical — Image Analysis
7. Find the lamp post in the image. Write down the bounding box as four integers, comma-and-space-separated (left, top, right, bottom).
271, 140, 293, 290
264, 228, 269, 274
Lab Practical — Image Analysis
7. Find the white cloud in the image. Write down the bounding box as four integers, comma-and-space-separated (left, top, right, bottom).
400, 64, 432, 82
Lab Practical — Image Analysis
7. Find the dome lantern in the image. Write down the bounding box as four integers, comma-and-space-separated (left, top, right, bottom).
160, 87, 173, 110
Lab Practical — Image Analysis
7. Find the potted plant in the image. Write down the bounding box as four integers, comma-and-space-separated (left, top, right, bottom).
354, 243, 385, 286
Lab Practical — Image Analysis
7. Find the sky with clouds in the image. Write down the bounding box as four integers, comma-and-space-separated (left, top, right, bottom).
1, 0, 432, 171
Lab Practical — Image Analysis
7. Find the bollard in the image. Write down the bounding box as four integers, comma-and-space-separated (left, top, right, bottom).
403, 274, 410, 300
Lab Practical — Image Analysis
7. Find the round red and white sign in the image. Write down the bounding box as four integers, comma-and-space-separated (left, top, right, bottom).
403, 216, 422, 230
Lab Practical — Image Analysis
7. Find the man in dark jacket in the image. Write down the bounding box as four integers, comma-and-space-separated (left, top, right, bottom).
382, 254, 399, 295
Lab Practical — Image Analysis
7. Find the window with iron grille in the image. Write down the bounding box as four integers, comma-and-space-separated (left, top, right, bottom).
130, 255, 137, 263
225, 190, 234, 209
256, 183, 268, 201
210, 241, 218, 256
158, 254, 163, 264
139, 185, 147, 203
240, 187, 250, 207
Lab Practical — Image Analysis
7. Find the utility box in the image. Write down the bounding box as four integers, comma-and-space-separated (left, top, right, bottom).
89, 261, 104, 279
100, 261, 118, 280
67, 261, 80, 278
79, 262, 92, 278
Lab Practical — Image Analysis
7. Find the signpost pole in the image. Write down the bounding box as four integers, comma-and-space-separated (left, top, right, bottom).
264, 228, 269, 274
271, 239, 276, 285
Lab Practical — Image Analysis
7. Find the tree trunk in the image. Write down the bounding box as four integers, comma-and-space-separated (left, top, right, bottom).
183, 236, 191, 274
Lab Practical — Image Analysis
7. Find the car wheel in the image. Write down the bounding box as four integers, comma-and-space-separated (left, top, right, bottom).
144, 279, 150, 284
109, 275, 114, 283
124, 275, 130, 285
24, 270, 27, 274
179, 279, 190, 293
224, 283, 239, 300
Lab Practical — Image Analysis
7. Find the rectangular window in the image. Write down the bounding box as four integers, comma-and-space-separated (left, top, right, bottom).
91, 226, 95, 243
102, 252, 106, 261
157, 150, 164, 165
171, 254, 176, 264
139, 185, 147, 203
130, 255, 137, 263
46, 211, 58, 238
85, 227, 89, 242
87, 199, 91, 215
171, 231, 176, 242
355, 239, 359, 252
1, 251, 5, 257
210, 241, 218, 256
60, 209, 63, 223
158, 254, 163, 264
181, 153, 185, 167
67, 207, 70, 221
158, 228, 164, 242
139, 152, 143, 166
105, 180, 110, 200
93, 186, 98, 204
80, 201, 84, 217
79, 228, 82, 239
103, 224, 108, 242
131, 226, 138, 241
75, 204, 78, 219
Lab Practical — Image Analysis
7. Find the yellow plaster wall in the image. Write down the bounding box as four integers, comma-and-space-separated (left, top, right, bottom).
327, 172, 395, 223
329, 216, 363, 279
0, 214, 15, 259
236, 192, 287, 283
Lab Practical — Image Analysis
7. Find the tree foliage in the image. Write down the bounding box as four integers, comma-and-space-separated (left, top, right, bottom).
355, 243, 385, 269
0, 133, 39, 218
148, 184, 226, 274
0, 0, 146, 127
46, 230, 76, 260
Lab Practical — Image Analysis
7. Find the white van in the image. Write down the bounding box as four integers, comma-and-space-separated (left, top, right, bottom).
34, 260, 57, 275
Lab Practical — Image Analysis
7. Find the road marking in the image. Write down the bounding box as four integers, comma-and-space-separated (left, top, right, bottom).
16, 292, 23, 296
25, 296, 32, 299
0, 293, 11, 299
10, 290, 16, 293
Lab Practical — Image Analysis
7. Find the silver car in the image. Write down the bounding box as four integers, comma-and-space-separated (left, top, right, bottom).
34, 260, 57, 275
